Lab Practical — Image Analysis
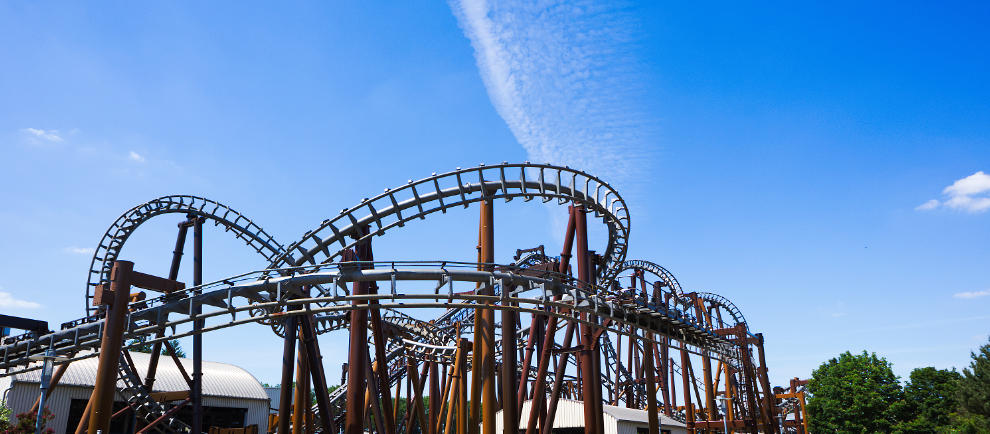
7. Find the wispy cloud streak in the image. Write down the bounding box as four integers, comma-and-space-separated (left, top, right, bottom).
449, 0, 654, 186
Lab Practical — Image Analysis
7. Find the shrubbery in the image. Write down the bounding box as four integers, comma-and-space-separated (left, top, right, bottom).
807, 337, 990, 433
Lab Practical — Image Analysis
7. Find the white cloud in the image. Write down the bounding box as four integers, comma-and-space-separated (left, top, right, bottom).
128, 151, 146, 163
953, 289, 990, 299
918, 171, 990, 213
21, 128, 63, 143
63, 246, 95, 255
915, 199, 939, 211
944, 171, 990, 197
0, 290, 42, 309
448, 0, 653, 187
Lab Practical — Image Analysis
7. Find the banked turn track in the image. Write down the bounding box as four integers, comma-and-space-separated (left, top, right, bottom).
1, 163, 778, 434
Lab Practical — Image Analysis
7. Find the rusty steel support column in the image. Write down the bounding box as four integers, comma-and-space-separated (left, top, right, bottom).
358, 224, 396, 434
756, 334, 777, 434
518, 205, 576, 416
457, 339, 471, 434
470, 197, 496, 434
725, 363, 734, 432
345, 248, 369, 434
406, 359, 429, 433
299, 312, 337, 433
516, 314, 539, 413
87, 260, 134, 434
573, 205, 600, 434
540, 320, 576, 434
644, 333, 660, 434
191, 216, 204, 434
524, 312, 559, 434
501, 298, 519, 434
429, 360, 441, 434
146, 220, 191, 392
365, 354, 388, 434
277, 315, 298, 434
658, 339, 673, 416
680, 344, 695, 434
293, 326, 309, 434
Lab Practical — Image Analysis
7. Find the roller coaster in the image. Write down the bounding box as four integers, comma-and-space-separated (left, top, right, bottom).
1, 162, 809, 434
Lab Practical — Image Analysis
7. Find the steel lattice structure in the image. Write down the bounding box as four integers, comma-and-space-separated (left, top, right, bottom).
1, 163, 807, 434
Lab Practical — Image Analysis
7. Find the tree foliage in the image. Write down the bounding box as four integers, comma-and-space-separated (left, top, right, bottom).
891, 367, 960, 433
807, 350, 903, 433
128, 338, 186, 358
953, 337, 990, 432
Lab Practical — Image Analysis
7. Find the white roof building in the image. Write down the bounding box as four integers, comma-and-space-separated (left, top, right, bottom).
497, 399, 687, 434
0, 351, 270, 434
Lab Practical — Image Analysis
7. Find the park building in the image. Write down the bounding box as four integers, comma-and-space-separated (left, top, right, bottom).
497, 399, 688, 434
0, 351, 270, 434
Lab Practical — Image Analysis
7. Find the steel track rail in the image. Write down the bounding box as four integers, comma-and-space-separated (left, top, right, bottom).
1, 264, 733, 375
271, 163, 630, 284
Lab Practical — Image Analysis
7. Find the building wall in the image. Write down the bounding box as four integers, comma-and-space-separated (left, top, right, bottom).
4, 381, 269, 434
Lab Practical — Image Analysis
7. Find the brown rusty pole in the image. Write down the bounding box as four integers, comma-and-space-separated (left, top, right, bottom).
540, 320, 576, 434
192, 216, 204, 434
146, 220, 191, 392
87, 260, 134, 434
644, 333, 660, 434
360, 224, 397, 434
756, 334, 777, 434
658, 339, 673, 416
277, 316, 298, 434
573, 205, 598, 434
299, 311, 337, 433
457, 339, 470, 434
501, 299, 519, 434
516, 315, 539, 412
345, 248, 369, 433
469, 197, 496, 434
680, 344, 695, 434
695, 299, 717, 424
293, 327, 309, 434
524, 313, 559, 434
429, 360, 441, 434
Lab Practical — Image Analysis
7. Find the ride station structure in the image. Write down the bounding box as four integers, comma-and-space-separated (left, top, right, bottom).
0, 163, 809, 433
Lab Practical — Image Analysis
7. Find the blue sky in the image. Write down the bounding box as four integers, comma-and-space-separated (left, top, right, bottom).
1, 1, 988, 386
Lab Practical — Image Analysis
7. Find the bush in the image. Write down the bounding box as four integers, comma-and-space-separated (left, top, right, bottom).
2, 408, 54, 434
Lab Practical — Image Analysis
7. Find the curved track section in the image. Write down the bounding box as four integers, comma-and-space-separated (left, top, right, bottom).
272, 163, 630, 284
85, 195, 287, 316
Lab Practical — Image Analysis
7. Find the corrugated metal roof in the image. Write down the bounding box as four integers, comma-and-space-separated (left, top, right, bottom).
506, 399, 686, 430
602, 402, 685, 427
11, 351, 268, 401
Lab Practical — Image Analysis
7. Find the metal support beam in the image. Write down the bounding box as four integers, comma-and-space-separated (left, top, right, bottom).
87, 261, 134, 434
276, 315, 298, 434
299, 310, 337, 433
192, 215, 204, 434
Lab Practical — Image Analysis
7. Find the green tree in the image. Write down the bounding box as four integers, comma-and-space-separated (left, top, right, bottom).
952, 337, 990, 432
128, 338, 186, 358
807, 350, 903, 433
891, 367, 960, 433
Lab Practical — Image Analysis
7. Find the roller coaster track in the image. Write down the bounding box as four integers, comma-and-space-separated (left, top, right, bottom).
269, 163, 629, 285
0, 162, 779, 433
85, 195, 287, 317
